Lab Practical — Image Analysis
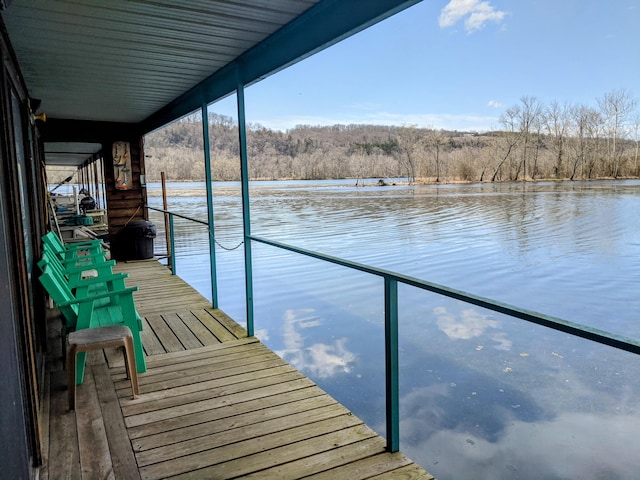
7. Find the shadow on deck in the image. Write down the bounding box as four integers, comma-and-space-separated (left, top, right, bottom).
41, 259, 434, 479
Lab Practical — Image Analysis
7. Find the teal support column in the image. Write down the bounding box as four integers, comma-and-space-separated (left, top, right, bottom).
201, 103, 219, 308
384, 277, 400, 452
237, 84, 254, 336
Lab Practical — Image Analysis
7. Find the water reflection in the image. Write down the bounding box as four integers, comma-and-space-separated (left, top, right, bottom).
274, 308, 357, 379
434, 306, 511, 351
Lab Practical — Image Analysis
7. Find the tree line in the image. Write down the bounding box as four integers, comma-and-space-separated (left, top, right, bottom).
144, 89, 639, 184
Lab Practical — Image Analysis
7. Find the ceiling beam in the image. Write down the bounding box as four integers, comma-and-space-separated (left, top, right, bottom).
139, 0, 421, 134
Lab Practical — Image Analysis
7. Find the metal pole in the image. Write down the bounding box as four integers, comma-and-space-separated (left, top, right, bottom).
161, 172, 172, 271
384, 276, 400, 452
202, 103, 219, 308
237, 84, 254, 336
93, 156, 100, 209
169, 213, 176, 275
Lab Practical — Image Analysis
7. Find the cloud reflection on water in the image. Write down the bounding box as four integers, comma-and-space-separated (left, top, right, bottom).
435, 306, 512, 350
403, 411, 640, 480
275, 308, 357, 378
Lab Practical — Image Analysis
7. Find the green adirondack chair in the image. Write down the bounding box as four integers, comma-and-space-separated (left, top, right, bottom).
38, 253, 128, 300
39, 265, 146, 384
42, 230, 105, 260
39, 247, 117, 285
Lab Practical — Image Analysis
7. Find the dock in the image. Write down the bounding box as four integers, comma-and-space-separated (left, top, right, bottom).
41, 259, 434, 479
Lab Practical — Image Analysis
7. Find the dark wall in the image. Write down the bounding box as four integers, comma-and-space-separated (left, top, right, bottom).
0, 166, 30, 478
0, 16, 46, 478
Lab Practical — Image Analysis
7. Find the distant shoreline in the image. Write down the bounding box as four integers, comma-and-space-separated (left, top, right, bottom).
144, 175, 637, 186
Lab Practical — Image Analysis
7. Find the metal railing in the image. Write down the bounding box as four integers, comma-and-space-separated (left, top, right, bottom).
147, 206, 208, 275
248, 235, 640, 452
146, 205, 640, 453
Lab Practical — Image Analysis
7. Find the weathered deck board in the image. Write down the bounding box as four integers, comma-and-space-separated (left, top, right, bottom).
42, 259, 433, 480
92, 360, 141, 480
47, 370, 81, 479
75, 353, 113, 479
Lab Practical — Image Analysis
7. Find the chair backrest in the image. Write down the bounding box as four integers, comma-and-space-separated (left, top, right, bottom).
42, 231, 66, 258
39, 248, 67, 279
38, 265, 78, 329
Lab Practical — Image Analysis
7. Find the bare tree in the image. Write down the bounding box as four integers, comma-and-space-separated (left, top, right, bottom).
395, 125, 423, 183
598, 89, 637, 177
492, 106, 523, 182
633, 115, 640, 176
425, 129, 449, 182
515, 96, 543, 180
544, 101, 571, 178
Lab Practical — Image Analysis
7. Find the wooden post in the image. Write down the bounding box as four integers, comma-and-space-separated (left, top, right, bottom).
161, 171, 171, 270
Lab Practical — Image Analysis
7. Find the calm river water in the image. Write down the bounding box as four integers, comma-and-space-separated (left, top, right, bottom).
147, 179, 639, 480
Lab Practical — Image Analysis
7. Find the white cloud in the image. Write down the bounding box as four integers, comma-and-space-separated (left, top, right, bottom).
439, 0, 508, 33
487, 99, 504, 108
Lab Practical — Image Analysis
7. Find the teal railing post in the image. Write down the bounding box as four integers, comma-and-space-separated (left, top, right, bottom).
384, 276, 400, 452
237, 83, 254, 336
201, 103, 219, 308
168, 213, 176, 275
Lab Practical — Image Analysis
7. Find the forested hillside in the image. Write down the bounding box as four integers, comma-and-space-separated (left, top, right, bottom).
144, 90, 639, 183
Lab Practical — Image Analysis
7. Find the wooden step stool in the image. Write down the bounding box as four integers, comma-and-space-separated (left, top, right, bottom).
66, 325, 140, 410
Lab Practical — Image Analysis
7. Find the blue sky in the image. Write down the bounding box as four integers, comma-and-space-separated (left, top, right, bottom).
215, 0, 640, 132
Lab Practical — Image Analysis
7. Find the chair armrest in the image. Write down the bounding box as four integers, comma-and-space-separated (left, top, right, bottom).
62, 259, 116, 273
68, 272, 129, 289
64, 239, 103, 248
60, 252, 108, 265
57, 286, 139, 307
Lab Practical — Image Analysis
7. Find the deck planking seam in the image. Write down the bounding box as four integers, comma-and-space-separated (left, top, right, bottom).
138, 417, 372, 479
92, 361, 142, 480
303, 451, 416, 480
111, 342, 272, 386
123, 377, 318, 428
190, 308, 238, 342
113, 355, 288, 392
161, 313, 205, 350
130, 394, 340, 452
175, 311, 221, 344
134, 405, 355, 468
145, 314, 186, 353
124, 385, 330, 440
118, 363, 300, 401
47, 370, 81, 479
121, 370, 310, 417
239, 437, 389, 479
75, 363, 114, 479
141, 336, 258, 364
156, 423, 379, 480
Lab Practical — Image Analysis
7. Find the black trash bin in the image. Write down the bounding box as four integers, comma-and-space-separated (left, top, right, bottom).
114, 220, 156, 260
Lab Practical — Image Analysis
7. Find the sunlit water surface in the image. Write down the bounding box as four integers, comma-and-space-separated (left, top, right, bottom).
148, 179, 640, 480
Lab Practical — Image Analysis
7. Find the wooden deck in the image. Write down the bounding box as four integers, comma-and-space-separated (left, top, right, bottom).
41, 259, 434, 479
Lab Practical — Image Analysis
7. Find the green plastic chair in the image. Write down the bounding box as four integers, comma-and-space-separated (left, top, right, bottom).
39, 247, 117, 286
39, 265, 146, 384
42, 230, 105, 260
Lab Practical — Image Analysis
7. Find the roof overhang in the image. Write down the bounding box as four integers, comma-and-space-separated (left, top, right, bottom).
1, 0, 421, 166
44, 142, 102, 167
